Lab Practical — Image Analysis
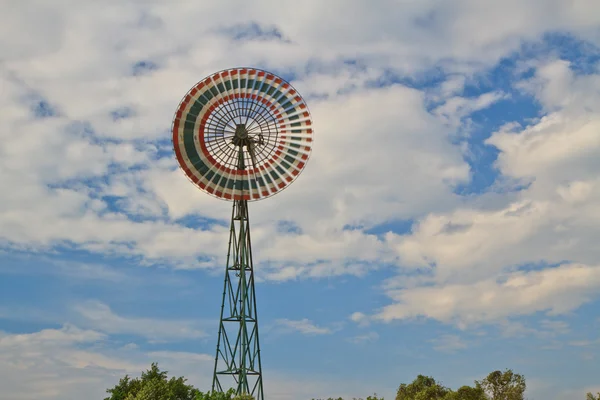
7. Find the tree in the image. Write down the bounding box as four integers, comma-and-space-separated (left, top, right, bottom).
105, 363, 253, 400
476, 369, 526, 400
394, 374, 491, 400
442, 385, 486, 400
587, 393, 600, 400
105, 375, 142, 400
105, 363, 199, 400
396, 375, 452, 400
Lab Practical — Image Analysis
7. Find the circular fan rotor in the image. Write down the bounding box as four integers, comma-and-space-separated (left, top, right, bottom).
172, 68, 313, 201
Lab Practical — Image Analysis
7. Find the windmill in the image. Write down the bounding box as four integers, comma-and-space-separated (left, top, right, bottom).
171, 68, 313, 399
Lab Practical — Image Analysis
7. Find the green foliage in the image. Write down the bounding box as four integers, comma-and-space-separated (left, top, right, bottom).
394, 374, 490, 400
105, 364, 533, 400
476, 369, 526, 400
441, 385, 486, 400
396, 375, 451, 400
587, 393, 600, 400
454, 385, 486, 400
105, 375, 143, 400
105, 364, 254, 400
231, 395, 255, 400
105, 363, 199, 400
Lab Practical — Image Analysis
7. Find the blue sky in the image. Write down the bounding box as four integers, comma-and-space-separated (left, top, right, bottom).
1, 1, 600, 399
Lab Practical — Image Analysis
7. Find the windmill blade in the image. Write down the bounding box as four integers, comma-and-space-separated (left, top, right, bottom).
172, 67, 313, 202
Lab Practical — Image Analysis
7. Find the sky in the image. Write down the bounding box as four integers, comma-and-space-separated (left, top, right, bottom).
1, 1, 600, 399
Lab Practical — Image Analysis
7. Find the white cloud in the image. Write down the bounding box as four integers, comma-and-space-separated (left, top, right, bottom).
430, 334, 467, 353
0, 324, 138, 400
492, 61, 600, 188
348, 332, 379, 344
0, 323, 381, 400
0, 324, 105, 346
376, 263, 600, 326
374, 58, 600, 326
251, 84, 470, 229
496, 319, 571, 339
432, 90, 509, 130
5, 0, 598, 286
350, 312, 369, 326
1, 8, 481, 277
73, 300, 207, 341
0, 324, 213, 400
273, 319, 333, 336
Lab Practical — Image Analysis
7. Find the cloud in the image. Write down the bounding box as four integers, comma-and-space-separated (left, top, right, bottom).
73, 300, 207, 341
0, 324, 105, 346
0, 324, 212, 400
429, 334, 467, 353
5, 0, 598, 288
496, 319, 571, 339
492, 61, 600, 187
219, 21, 289, 42
0, 324, 137, 399
273, 319, 333, 336
350, 312, 369, 326
432, 90, 509, 130
0, 2, 66, 60
348, 332, 379, 344
1, 0, 599, 339
370, 58, 600, 327
1, 21, 480, 277
376, 263, 600, 326
0, 323, 382, 400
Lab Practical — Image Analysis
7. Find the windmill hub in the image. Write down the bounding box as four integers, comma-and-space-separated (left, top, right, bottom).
233, 124, 251, 147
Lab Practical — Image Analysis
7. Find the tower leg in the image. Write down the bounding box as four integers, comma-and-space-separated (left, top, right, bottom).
212, 199, 264, 400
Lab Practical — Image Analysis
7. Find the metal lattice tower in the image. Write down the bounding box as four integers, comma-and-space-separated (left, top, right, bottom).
171, 68, 313, 399
213, 186, 263, 397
